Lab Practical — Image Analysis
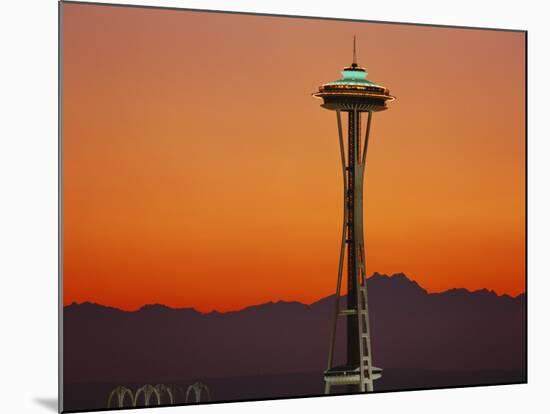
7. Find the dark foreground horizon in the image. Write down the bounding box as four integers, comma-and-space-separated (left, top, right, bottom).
63, 273, 526, 412
64, 368, 525, 412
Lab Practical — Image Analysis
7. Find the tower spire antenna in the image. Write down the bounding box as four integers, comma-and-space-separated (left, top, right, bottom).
353, 35, 357, 65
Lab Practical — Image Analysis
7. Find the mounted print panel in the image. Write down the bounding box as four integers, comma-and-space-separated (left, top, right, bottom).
59, 1, 526, 412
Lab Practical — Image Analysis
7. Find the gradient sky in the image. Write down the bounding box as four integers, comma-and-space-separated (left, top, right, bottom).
62, 3, 525, 312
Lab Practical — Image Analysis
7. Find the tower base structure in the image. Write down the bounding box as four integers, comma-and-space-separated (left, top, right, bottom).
324, 365, 383, 394
322, 239, 382, 394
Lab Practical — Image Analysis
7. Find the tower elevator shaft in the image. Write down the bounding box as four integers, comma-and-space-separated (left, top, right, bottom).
346, 109, 360, 369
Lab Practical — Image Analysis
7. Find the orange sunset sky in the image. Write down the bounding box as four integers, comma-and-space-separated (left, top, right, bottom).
62, 2, 526, 312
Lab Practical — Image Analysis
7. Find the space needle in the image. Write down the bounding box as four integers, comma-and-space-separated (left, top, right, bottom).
313, 37, 395, 394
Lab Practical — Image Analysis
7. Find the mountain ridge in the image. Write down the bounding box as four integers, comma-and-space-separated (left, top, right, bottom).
64, 272, 525, 315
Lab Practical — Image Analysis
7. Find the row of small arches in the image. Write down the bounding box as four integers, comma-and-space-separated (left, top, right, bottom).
107, 382, 211, 408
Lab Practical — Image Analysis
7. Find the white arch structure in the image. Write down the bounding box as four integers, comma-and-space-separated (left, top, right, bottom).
107, 386, 134, 408
133, 384, 161, 407
185, 382, 211, 403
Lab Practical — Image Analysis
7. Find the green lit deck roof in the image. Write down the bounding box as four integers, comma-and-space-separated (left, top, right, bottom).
324, 68, 381, 88
313, 63, 394, 111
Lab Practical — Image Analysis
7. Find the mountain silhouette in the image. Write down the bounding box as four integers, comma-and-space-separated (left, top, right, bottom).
63, 273, 525, 411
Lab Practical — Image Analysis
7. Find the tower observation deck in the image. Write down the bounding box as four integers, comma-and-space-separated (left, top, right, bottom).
312, 37, 394, 394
